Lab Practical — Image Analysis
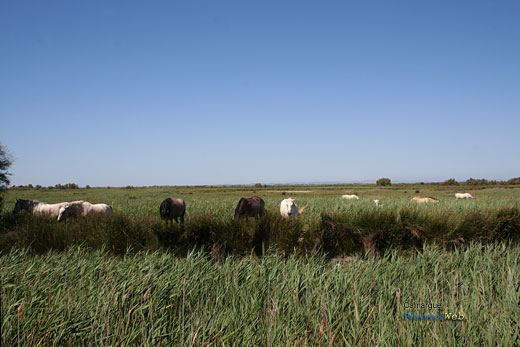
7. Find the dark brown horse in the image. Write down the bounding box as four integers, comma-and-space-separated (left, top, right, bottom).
234, 196, 265, 220
160, 198, 186, 224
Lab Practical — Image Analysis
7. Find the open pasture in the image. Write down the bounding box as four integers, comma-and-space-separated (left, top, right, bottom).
4, 184, 520, 220
1, 184, 519, 257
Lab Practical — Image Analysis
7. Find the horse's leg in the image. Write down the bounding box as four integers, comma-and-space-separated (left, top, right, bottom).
180, 213, 185, 224
174, 217, 179, 224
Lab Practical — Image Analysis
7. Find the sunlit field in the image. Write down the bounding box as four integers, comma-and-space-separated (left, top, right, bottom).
4, 183, 520, 219
1, 184, 519, 345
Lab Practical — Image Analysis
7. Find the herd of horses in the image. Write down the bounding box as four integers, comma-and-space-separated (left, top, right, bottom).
159, 196, 307, 223
12, 192, 476, 224
13, 199, 113, 221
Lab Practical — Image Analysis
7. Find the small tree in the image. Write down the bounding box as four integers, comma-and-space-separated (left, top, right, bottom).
376, 178, 391, 186
0, 143, 13, 209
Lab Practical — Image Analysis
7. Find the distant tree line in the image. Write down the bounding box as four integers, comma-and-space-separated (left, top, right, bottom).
12, 183, 80, 190
6, 177, 520, 191
441, 177, 520, 186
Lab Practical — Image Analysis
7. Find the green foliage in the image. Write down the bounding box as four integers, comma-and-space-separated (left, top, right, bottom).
0, 143, 12, 210
465, 178, 498, 185
55, 183, 79, 189
2, 202, 519, 256
376, 177, 392, 186
1, 244, 519, 345
442, 178, 459, 185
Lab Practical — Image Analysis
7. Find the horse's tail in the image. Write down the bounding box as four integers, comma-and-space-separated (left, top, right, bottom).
298, 206, 308, 215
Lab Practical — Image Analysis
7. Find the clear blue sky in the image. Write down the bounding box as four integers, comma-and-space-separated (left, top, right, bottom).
1, 1, 519, 186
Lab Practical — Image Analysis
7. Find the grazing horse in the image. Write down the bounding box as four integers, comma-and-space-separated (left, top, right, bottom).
234, 196, 265, 220
412, 196, 440, 204
13, 199, 69, 218
280, 198, 307, 218
160, 198, 186, 224
455, 193, 476, 200
57, 201, 113, 222
341, 194, 359, 200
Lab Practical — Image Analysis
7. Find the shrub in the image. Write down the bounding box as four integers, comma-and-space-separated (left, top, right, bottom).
54, 183, 79, 189
507, 177, 520, 185
465, 178, 497, 186
376, 178, 391, 186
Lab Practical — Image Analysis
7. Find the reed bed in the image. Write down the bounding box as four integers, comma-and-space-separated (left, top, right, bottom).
1, 199, 518, 257
1, 244, 519, 345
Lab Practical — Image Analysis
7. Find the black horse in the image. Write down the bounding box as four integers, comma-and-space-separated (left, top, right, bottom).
160, 198, 186, 224
234, 196, 265, 220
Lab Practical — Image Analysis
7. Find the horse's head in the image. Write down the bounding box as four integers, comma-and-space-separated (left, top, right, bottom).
57, 203, 75, 222
234, 198, 249, 220
281, 198, 298, 217
13, 199, 27, 214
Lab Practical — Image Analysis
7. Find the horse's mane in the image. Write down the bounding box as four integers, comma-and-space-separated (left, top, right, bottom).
19, 199, 39, 203
21, 199, 40, 206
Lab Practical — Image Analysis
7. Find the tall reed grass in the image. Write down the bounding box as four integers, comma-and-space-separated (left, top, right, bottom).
1, 201, 518, 257
1, 244, 519, 345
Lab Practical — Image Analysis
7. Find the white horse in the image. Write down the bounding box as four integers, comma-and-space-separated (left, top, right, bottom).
13, 199, 71, 218
341, 194, 359, 200
455, 193, 475, 200
280, 198, 307, 218
57, 201, 113, 222
412, 196, 439, 204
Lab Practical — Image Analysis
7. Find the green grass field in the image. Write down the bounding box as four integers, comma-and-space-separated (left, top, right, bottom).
4, 184, 520, 218
1, 184, 520, 345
